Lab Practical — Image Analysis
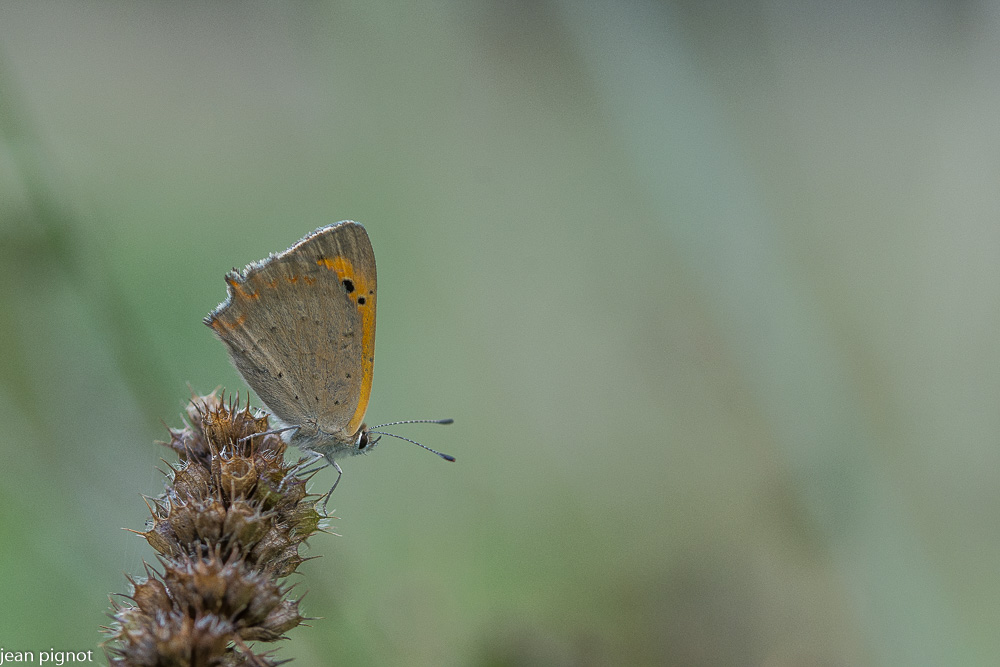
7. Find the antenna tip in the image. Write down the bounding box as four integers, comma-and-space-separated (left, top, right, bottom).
440, 453, 456, 462
438, 419, 455, 425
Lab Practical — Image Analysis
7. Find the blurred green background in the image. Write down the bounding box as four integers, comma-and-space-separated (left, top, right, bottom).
1, 1, 997, 665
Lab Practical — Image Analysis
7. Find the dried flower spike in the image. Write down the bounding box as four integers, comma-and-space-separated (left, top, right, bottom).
104, 392, 325, 666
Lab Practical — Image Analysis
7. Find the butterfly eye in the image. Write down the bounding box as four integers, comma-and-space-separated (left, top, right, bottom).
358, 432, 369, 450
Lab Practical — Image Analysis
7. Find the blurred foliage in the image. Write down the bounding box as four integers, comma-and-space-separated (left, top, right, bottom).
0, 1, 997, 665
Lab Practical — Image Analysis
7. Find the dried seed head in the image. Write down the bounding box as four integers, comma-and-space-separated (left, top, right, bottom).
220, 456, 257, 500
171, 462, 212, 501
106, 393, 322, 665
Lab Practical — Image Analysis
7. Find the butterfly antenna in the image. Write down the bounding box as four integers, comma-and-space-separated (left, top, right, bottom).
368, 430, 456, 462
369, 419, 454, 428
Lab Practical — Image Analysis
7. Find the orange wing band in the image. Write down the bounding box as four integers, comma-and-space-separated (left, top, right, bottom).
318, 255, 375, 435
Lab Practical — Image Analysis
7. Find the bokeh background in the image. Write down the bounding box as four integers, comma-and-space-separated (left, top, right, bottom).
1, 2, 998, 665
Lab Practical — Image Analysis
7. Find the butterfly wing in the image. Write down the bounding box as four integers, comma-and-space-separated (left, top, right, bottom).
205, 221, 376, 445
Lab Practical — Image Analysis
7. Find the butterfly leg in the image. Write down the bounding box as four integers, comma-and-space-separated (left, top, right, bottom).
296, 460, 331, 478
237, 424, 299, 444
289, 450, 324, 475
320, 461, 343, 514
278, 450, 325, 493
